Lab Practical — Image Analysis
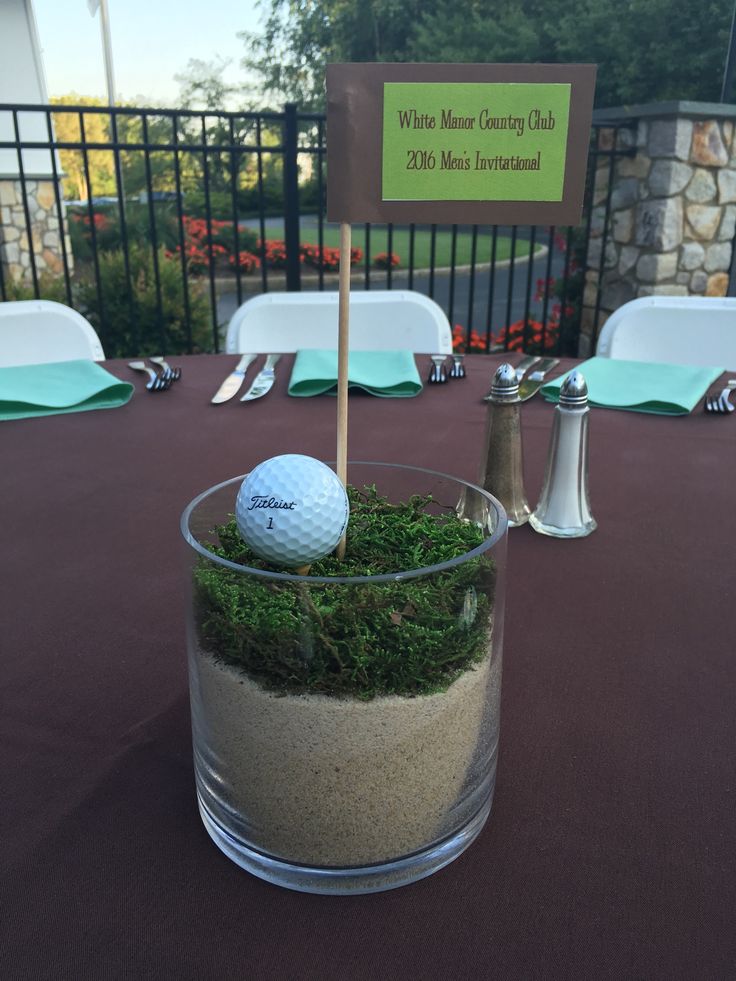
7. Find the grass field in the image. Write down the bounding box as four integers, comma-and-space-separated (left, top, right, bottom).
306, 226, 528, 269
245, 222, 542, 270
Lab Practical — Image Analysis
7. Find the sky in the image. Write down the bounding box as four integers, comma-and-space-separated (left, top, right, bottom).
32, 0, 264, 106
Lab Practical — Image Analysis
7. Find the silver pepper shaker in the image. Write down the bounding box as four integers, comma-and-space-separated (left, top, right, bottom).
529, 369, 596, 538
479, 363, 530, 527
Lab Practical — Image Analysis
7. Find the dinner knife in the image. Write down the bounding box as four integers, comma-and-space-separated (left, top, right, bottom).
514, 354, 540, 381
240, 354, 282, 402
482, 353, 541, 401
483, 357, 561, 402
517, 358, 561, 401
211, 353, 257, 404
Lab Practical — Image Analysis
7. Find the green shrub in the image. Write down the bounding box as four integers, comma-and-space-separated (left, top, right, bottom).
183, 215, 258, 256
77, 244, 213, 357
67, 202, 186, 263
3, 271, 70, 304
229, 223, 259, 253
183, 190, 238, 221
236, 178, 286, 217
123, 202, 181, 252
298, 177, 321, 211
67, 209, 116, 262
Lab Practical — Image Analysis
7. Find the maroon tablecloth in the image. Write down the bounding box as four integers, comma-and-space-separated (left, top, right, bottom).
2, 353, 735, 980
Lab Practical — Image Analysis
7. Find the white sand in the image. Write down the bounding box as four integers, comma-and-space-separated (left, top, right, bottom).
192, 639, 500, 867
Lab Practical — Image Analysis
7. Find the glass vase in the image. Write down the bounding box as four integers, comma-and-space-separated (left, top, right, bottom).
181, 462, 507, 894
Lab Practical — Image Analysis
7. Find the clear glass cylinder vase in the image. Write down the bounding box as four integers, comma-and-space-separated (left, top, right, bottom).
180, 462, 507, 895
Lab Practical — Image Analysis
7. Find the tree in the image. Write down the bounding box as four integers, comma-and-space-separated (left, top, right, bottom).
175, 57, 244, 111
50, 95, 117, 200
174, 56, 283, 204
240, 0, 735, 110
548, 0, 733, 107
114, 112, 179, 198
410, 1, 552, 67
406, 0, 734, 107
240, 0, 425, 109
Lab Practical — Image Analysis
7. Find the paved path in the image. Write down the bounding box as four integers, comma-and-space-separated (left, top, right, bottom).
216, 216, 570, 342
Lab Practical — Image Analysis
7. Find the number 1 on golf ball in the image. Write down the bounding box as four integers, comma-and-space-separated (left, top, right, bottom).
235, 454, 349, 566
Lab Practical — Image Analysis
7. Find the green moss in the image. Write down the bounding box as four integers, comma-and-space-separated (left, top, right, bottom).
193, 485, 496, 700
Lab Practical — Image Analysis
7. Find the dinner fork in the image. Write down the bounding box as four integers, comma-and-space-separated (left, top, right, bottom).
704, 386, 734, 414
128, 360, 171, 391
149, 356, 181, 382
448, 354, 466, 379
428, 354, 449, 384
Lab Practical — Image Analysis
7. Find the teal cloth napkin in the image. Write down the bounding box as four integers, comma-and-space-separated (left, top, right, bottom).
540, 356, 723, 415
288, 349, 423, 398
0, 359, 134, 421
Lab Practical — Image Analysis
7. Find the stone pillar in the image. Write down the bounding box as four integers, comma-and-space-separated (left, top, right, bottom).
580, 102, 736, 355
0, 177, 73, 287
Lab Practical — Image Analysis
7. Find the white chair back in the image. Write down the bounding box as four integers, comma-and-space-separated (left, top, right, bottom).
595, 296, 736, 370
0, 300, 105, 366
225, 290, 453, 355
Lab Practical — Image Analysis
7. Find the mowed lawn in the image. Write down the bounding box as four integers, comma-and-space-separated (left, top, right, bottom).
308, 226, 524, 269
244, 221, 542, 269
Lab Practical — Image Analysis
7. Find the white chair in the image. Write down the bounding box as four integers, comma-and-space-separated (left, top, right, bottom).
225, 290, 453, 355
0, 299, 105, 367
596, 296, 736, 370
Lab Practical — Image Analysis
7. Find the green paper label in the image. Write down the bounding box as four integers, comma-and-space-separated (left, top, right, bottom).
382, 82, 571, 202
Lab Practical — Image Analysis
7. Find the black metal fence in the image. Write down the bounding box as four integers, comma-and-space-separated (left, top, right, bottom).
0, 102, 630, 358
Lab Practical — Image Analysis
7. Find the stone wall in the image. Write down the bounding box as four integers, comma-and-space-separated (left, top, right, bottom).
581, 102, 736, 355
0, 178, 72, 286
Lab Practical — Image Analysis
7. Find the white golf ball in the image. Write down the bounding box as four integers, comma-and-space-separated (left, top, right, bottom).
235, 454, 349, 567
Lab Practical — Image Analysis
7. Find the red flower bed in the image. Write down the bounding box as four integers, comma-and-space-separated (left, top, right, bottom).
258, 239, 288, 269
229, 250, 261, 273
452, 324, 486, 353
300, 243, 363, 271
373, 251, 400, 269
452, 315, 563, 355
167, 215, 231, 273
301, 243, 340, 271
76, 212, 109, 232
491, 317, 560, 354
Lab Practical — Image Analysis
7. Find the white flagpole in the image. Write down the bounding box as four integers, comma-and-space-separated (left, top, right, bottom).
88, 0, 116, 106
87, 1, 125, 207
99, 0, 116, 107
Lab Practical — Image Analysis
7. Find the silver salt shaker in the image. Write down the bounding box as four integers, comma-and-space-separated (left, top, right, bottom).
529, 369, 596, 538
480, 363, 530, 527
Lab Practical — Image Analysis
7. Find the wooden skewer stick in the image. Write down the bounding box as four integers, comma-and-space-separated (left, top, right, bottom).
335, 220, 351, 560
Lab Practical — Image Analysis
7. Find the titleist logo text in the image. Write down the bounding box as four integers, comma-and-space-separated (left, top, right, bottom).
247, 496, 297, 511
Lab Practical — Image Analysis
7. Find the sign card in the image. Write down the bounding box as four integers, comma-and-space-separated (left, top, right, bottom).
327, 63, 596, 226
